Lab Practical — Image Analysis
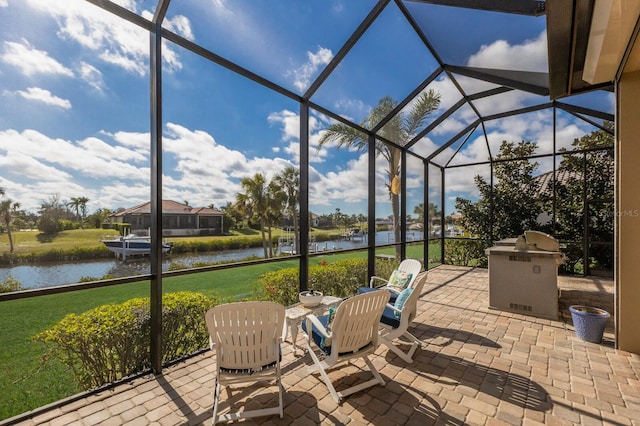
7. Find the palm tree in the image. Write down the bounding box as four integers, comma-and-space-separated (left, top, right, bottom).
235, 173, 270, 257
413, 203, 424, 223
78, 196, 89, 226
67, 197, 81, 222
265, 181, 286, 257
67, 197, 90, 228
272, 167, 300, 253
318, 91, 441, 255
0, 197, 20, 253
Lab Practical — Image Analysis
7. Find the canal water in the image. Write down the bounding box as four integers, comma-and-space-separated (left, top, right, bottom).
0, 232, 423, 290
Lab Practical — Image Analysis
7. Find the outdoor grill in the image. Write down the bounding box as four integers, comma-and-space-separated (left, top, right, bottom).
485, 230, 565, 320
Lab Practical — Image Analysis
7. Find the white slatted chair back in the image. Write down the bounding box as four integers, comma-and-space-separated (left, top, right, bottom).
302, 290, 391, 403
368, 258, 422, 292
329, 290, 388, 356
205, 301, 286, 424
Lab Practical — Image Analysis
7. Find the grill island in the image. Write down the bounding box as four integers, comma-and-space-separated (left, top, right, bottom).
485, 231, 565, 320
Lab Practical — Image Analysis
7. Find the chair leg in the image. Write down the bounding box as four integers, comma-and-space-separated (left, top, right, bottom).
336, 356, 386, 400
277, 367, 284, 418
212, 379, 221, 425
306, 343, 342, 403
364, 355, 385, 386
213, 378, 284, 423
379, 331, 423, 363
306, 338, 387, 403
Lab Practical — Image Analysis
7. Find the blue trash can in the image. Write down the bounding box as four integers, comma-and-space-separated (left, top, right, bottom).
569, 305, 610, 343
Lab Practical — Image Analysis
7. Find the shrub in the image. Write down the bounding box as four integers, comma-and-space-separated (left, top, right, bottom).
259, 258, 400, 306
37, 217, 63, 236
78, 275, 118, 282
444, 238, 487, 267
34, 291, 217, 390
0, 276, 22, 293
59, 220, 79, 230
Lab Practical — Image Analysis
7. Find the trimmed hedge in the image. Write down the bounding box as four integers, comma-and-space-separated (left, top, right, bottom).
34, 291, 218, 390
259, 258, 399, 306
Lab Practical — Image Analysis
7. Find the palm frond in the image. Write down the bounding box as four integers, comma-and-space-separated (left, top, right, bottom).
403, 89, 441, 138
318, 123, 367, 151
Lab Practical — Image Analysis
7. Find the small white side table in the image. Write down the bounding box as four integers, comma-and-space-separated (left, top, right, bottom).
285, 296, 342, 352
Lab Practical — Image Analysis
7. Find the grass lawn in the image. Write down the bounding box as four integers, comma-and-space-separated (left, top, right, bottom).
0, 229, 119, 254
0, 237, 437, 421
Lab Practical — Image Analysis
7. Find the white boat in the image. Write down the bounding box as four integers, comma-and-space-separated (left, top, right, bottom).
276, 236, 318, 255
102, 234, 173, 259
342, 228, 366, 240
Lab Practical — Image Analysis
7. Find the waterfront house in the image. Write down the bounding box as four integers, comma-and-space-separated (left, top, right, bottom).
107, 200, 224, 237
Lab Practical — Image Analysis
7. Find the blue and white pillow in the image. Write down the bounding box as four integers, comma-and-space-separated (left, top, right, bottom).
393, 288, 413, 319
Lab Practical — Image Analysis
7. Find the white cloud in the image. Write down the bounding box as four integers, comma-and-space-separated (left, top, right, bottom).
268, 109, 299, 142
309, 153, 369, 208
0, 0, 8, 8
24, 0, 192, 76
0, 151, 72, 182
291, 47, 334, 92
78, 136, 146, 162
8, 87, 71, 109
78, 61, 105, 92
162, 14, 195, 41
157, 123, 297, 206
467, 30, 548, 72
1, 39, 74, 77
267, 109, 334, 164
107, 130, 150, 153
0, 128, 148, 184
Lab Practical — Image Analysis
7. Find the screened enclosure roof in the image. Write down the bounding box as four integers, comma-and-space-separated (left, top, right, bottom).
1, 0, 634, 213
152, 0, 617, 164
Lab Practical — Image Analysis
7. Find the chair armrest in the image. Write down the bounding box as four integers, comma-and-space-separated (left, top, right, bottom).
385, 303, 402, 314
305, 314, 331, 339
369, 276, 389, 288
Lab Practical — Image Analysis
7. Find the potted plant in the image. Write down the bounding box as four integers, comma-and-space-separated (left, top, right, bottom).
569, 305, 610, 343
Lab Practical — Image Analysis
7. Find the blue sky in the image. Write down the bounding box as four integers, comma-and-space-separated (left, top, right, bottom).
0, 0, 614, 219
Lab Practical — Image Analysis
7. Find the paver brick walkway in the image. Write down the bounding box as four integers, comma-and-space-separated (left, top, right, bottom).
7, 265, 640, 425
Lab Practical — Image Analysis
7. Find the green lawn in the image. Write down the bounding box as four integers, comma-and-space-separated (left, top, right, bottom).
0, 240, 437, 421
0, 260, 295, 421
0, 228, 119, 254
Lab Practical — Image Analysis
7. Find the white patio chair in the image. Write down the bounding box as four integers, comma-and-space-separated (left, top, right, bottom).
204, 301, 286, 425
301, 290, 390, 403
378, 272, 427, 363
359, 258, 422, 303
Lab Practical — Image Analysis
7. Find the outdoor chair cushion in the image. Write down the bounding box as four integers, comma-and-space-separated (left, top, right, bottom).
219, 349, 282, 375
301, 313, 332, 355
301, 313, 373, 356
380, 306, 401, 329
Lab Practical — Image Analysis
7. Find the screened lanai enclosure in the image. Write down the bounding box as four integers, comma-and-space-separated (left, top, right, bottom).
0, 0, 622, 421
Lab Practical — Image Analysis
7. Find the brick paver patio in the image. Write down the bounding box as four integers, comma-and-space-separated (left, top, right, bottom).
8, 265, 640, 425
